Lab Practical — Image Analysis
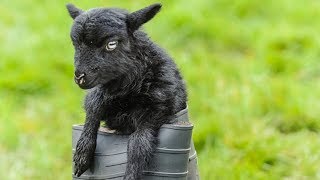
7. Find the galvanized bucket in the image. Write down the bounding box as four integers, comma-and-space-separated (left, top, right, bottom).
72, 109, 199, 180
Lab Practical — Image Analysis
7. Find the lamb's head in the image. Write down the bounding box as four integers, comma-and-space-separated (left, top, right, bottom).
66, 3, 161, 89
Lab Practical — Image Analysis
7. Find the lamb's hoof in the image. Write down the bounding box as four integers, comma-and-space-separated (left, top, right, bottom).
73, 138, 96, 177
73, 151, 92, 177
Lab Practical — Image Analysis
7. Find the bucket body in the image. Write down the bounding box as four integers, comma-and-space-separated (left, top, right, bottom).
72, 109, 199, 180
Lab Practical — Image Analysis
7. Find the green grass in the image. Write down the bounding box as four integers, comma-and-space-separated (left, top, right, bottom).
1, 0, 320, 179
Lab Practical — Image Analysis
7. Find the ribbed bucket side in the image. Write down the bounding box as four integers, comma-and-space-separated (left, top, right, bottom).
72, 108, 199, 180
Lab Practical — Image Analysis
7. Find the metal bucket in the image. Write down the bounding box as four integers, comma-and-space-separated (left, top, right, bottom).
72, 109, 199, 180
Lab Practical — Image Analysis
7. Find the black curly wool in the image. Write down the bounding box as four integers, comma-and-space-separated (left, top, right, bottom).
66, 3, 187, 180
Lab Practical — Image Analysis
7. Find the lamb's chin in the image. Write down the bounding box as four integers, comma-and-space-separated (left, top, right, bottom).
78, 83, 96, 90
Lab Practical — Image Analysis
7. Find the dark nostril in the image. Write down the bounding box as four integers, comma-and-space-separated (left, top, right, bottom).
75, 71, 86, 79
75, 73, 85, 80
74, 72, 86, 85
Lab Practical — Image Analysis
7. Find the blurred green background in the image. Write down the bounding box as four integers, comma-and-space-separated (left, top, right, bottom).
1, 0, 320, 179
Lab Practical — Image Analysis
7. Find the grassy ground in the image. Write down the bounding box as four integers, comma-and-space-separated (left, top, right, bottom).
1, 0, 320, 179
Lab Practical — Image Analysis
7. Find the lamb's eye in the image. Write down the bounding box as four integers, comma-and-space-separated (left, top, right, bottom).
106, 41, 118, 51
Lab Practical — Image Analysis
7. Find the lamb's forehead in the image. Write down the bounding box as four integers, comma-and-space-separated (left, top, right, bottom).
88, 8, 128, 21
71, 8, 129, 43
73, 8, 127, 32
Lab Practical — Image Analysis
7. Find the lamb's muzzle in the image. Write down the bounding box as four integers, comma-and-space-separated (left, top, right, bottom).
74, 73, 85, 85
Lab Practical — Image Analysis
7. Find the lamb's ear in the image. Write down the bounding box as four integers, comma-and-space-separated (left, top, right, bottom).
127, 3, 162, 31
66, 3, 83, 19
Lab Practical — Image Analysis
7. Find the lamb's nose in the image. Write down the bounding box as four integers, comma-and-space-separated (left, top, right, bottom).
75, 73, 85, 80
74, 72, 86, 85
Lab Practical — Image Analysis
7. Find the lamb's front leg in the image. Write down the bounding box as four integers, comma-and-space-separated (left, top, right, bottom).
124, 127, 157, 180
73, 89, 106, 177
73, 115, 100, 177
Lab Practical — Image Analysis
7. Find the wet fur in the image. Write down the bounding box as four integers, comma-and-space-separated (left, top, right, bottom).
67, 3, 187, 180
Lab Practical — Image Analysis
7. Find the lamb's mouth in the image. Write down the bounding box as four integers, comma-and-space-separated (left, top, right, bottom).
76, 78, 97, 90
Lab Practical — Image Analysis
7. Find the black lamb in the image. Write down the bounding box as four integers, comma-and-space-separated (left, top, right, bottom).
66, 3, 187, 180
